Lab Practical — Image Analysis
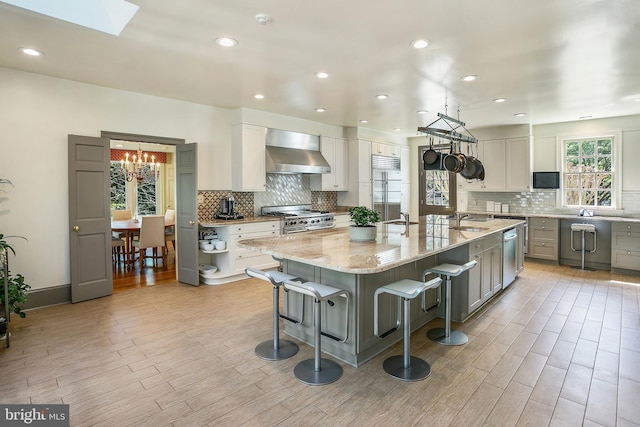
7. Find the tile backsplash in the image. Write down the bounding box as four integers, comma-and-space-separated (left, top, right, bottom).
198, 173, 338, 221
466, 190, 640, 216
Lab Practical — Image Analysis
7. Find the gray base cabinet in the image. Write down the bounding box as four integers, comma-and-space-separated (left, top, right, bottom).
527, 217, 559, 261
438, 232, 503, 323
611, 222, 640, 271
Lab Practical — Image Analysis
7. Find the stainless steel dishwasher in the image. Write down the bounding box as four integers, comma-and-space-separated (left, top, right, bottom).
503, 228, 518, 288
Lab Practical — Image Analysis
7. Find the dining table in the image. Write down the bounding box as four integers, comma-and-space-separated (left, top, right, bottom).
111, 218, 175, 267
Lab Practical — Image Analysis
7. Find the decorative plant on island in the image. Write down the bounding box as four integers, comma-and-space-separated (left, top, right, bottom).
348, 206, 380, 242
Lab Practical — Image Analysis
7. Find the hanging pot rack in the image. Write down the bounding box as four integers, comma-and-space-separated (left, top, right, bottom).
417, 112, 478, 144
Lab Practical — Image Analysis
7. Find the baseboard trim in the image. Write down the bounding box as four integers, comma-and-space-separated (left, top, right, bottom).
23, 284, 71, 311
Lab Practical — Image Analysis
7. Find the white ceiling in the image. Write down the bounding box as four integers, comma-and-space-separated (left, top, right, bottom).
1, 0, 640, 136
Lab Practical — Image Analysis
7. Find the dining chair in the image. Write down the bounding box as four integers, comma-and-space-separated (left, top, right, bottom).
112, 209, 134, 239
111, 236, 126, 265
164, 209, 176, 254
111, 209, 133, 220
132, 215, 166, 267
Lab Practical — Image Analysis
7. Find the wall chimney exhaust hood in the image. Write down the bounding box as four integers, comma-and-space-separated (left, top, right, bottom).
265, 128, 331, 174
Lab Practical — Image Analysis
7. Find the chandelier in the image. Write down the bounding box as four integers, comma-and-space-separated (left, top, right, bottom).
120, 144, 160, 184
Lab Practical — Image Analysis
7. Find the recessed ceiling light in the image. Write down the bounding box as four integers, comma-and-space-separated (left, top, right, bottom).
493, 98, 507, 103
315, 108, 326, 112
359, 119, 368, 124
215, 37, 238, 47
417, 110, 428, 114
19, 47, 43, 56
514, 113, 527, 117
461, 75, 477, 82
254, 94, 265, 99
411, 39, 429, 49
579, 115, 592, 120
376, 94, 389, 100
394, 128, 401, 132
316, 72, 329, 79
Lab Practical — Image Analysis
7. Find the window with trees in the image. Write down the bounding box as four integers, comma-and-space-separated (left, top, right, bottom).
419, 146, 456, 215
110, 162, 158, 215
562, 136, 614, 208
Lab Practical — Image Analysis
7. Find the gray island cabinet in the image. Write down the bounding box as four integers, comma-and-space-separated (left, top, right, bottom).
238, 215, 524, 367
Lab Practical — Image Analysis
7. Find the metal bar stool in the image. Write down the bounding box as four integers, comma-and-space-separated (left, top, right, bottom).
282, 280, 349, 386
570, 223, 597, 271
245, 267, 303, 361
425, 260, 478, 346
374, 276, 442, 381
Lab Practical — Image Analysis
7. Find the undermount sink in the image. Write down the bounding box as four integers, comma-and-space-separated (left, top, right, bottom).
450, 226, 489, 232
465, 216, 494, 222
383, 220, 419, 225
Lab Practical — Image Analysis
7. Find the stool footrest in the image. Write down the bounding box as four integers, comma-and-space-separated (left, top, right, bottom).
279, 313, 302, 324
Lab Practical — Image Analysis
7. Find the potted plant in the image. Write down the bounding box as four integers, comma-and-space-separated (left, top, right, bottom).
0, 179, 30, 338
348, 206, 380, 242
0, 235, 30, 338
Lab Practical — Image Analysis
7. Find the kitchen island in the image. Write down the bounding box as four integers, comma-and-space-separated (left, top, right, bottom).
238, 215, 524, 366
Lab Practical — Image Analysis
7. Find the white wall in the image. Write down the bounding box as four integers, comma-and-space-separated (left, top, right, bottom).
0, 67, 230, 291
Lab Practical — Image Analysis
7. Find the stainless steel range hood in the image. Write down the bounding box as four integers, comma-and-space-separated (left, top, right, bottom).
265, 128, 331, 174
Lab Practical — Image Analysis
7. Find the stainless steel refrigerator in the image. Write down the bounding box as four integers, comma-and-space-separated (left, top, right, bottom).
372, 155, 402, 221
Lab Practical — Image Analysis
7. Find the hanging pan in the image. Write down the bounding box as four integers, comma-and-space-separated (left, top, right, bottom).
423, 137, 442, 170
443, 142, 466, 173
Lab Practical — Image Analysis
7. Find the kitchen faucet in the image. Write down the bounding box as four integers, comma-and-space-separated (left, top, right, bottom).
400, 212, 410, 226
456, 213, 470, 228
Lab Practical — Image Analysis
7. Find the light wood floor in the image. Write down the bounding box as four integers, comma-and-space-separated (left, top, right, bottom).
2, 261, 640, 426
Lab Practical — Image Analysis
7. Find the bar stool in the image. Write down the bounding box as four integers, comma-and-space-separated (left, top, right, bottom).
282, 280, 349, 386
374, 276, 442, 381
245, 267, 302, 361
425, 260, 478, 346
571, 223, 597, 271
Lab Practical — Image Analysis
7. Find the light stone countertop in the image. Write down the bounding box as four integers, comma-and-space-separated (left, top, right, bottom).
461, 211, 640, 223
237, 215, 524, 274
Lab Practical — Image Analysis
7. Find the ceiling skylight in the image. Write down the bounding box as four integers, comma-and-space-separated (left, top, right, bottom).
0, 0, 139, 36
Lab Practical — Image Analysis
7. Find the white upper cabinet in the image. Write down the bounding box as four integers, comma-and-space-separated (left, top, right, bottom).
458, 137, 530, 192
231, 123, 267, 191
311, 136, 349, 191
505, 137, 531, 191
358, 140, 372, 182
372, 141, 399, 157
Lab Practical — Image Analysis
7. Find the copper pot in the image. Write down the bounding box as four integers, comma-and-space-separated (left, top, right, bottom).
444, 152, 466, 173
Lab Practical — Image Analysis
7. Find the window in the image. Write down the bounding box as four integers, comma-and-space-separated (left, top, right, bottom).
562, 135, 616, 208
419, 146, 456, 215
110, 162, 159, 215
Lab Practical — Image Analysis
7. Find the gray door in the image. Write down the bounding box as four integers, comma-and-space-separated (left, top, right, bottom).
176, 143, 199, 285
68, 135, 112, 303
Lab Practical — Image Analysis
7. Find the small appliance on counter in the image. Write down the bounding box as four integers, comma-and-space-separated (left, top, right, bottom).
215, 194, 244, 220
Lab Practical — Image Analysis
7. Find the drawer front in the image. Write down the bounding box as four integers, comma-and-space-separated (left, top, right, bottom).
483, 233, 502, 248
468, 239, 485, 256
529, 217, 558, 228
612, 222, 640, 234
230, 221, 280, 235
528, 242, 558, 260
530, 226, 558, 242
612, 232, 640, 251
611, 249, 640, 271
